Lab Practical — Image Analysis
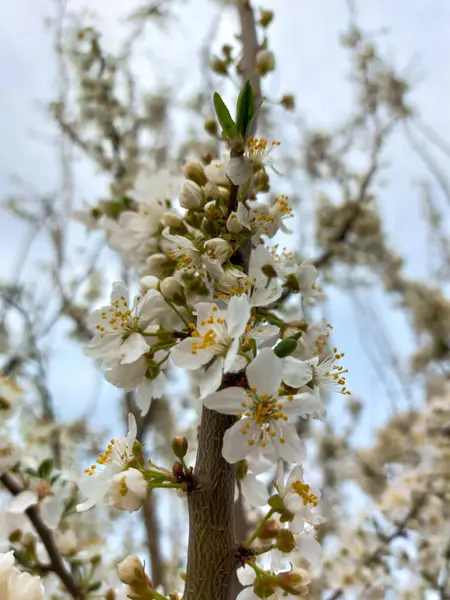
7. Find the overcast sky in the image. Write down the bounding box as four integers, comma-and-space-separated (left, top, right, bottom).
1, 0, 450, 441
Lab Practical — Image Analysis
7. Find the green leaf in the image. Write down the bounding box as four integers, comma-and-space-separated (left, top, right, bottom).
213, 92, 237, 138
235, 80, 254, 137
274, 337, 297, 358
38, 458, 54, 480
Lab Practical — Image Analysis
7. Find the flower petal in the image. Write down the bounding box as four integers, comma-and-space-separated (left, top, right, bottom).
224, 338, 239, 372
272, 423, 306, 463
203, 387, 246, 414
200, 358, 224, 398
246, 348, 282, 396
283, 392, 324, 417
227, 295, 251, 338
297, 534, 323, 569
119, 333, 150, 365
282, 357, 313, 388
237, 565, 256, 586
136, 379, 154, 416
7, 490, 38, 513
222, 419, 256, 463
170, 338, 213, 369
110, 282, 129, 304
241, 472, 268, 507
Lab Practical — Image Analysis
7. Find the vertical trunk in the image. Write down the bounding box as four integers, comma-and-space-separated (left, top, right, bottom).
184, 408, 237, 600
184, 2, 261, 599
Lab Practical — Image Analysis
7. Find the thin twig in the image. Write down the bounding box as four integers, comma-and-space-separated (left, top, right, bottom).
1, 472, 84, 598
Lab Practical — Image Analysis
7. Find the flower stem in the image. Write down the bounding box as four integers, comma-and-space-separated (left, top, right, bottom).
245, 508, 276, 546
151, 482, 185, 490
165, 298, 190, 327
149, 589, 169, 600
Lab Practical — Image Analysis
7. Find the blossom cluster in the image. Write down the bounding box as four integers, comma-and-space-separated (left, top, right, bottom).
71, 83, 352, 598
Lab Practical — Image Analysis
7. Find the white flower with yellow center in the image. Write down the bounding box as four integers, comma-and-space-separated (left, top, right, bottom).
276, 463, 325, 531
85, 283, 166, 364
77, 413, 138, 512
282, 349, 350, 398
227, 138, 281, 186
170, 296, 251, 397
203, 348, 323, 463
0, 551, 44, 600
163, 229, 226, 282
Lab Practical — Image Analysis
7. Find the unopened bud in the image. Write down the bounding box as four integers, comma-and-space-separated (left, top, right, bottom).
180, 181, 203, 209
204, 118, 218, 137
253, 575, 278, 598
169, 594, 182, 600
105, 590, 116, 600
280, 94, 295, 110
160, 277, 186, 305
117, 555, 146, 585
276, 529, 296, 553
162, 212, 184, 229
22, 532, 36, 549
259, 518, 280, 540
172, 436, 188, 460
253, 169, 270, 192
256, 50, 275, 76
146, 253, 173, 278
226, 212, 243, 233
277, 568, 311, 594
211, 56, 228, 75
259, 9, 274, 27
204, 182, 222, 202
261, 264, 278, 279
268, 493, 285, 511
140, 275, 160, 293
8, 529, 22, 543
183, 160, 207, 186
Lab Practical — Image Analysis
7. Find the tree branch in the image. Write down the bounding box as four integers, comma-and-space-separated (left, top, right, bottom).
0, 472, 84, 598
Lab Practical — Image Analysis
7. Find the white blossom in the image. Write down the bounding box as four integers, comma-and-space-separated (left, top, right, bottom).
0, 551, 44, 600
85, 283, 166, 364
77, 413, 138, 511
203, 348, 322, 463
282, 349, 349, 398
171, 296, 251, 397
109, 468, 147, 512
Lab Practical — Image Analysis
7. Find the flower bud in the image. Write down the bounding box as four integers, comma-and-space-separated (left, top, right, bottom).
226, 212, 243, 233
105, 590, 116, 600
268, 493, 285, 511
276, 529, 296, 553
204, 238, 231, 263
259, 9, 274, 27
146, 253, 173, 278
253, 575, 278, 598
140, 275, 160, 293
256, 50, 275, 76
160, 277, 186, 305
172, 436, 188, 459
162, 212, 185, 229
55, 529, 78, 556
8, 529, 22, 543
277, 568, 311, 594
204, 182, 222, 202
109, 468, 147, 512
204, 118, 218, 136
183, 160, 207, 186
218, 186, 230, 201
211, 56, 228, 75
280, 94, 295, 110
259, 518, 280, 540
253, 169, 270, 192
117, 555, 146, 585
180, 181, 203, 209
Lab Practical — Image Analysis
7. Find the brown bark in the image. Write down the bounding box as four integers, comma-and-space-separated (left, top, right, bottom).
184, 2, 261, 599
